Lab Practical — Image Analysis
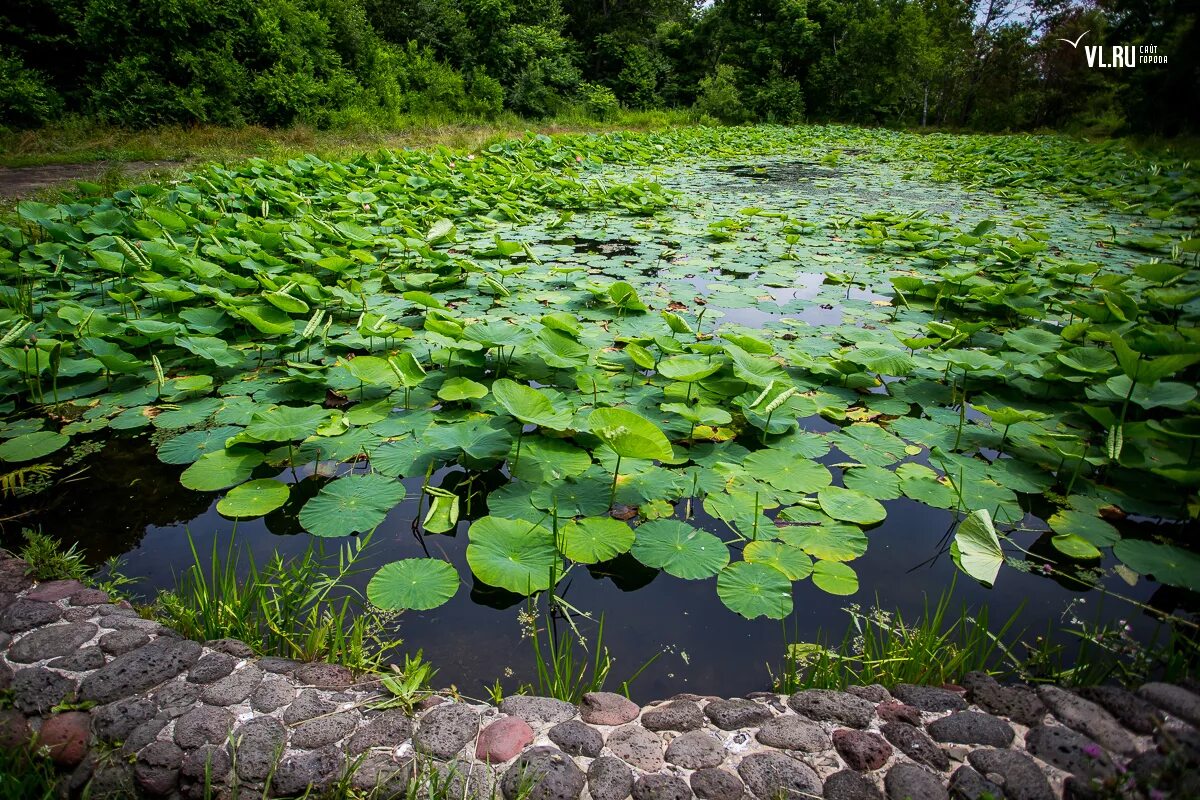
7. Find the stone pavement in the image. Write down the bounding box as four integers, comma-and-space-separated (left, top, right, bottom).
1, 556, 1197, 799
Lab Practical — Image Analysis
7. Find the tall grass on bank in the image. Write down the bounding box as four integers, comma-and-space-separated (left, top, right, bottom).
155, 532, 400, 672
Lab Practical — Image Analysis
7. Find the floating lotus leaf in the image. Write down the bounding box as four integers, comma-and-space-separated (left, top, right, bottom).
588, 407, 673, 461
817, 486, 886, 525
777, 522, 868, 562
841, 464, 902, 500
0, 431, 69, 462
216, 479, 290, 518
717, 561, 793, 619
1051, 534, 1102, 560
743, 541, 814, 580
492, 379, 571, 430
744, 449, 832, 493
157, 426, 245, 465
561, 517, 636, 563
368, 559, 459, 610
1113, 539, 1200, 591
657, 355, 723, 383
1048, 510, 1119, 547
245, 405, 332, 442
299, 473, 405, 537
812, 560, 859, 595
437, 377, 488, 402
466, 516, 558, 594
425, 418, 513, 469
631, 519, 728, 579
179, 448, 265, 492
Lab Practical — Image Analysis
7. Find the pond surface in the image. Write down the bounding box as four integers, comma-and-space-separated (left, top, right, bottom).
5, 131, 1198, 701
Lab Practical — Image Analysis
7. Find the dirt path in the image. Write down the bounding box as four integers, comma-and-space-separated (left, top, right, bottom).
0, 160, 183, 199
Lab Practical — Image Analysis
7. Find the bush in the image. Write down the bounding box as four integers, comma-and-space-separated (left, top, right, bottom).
0, 51, 63, 127
693, 65, 748, 125
753, 76, 805, 124
578, 82, 620, 121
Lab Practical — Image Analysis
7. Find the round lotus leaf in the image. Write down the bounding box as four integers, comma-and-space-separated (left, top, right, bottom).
492, 379, 571, 430
532, 478, 611, 517
744, 449, 832, 493
466, 516, 558, 594
0, 431, 69, 462
299, 473, 405, 537
157, 426, 243, 465
561, 517, 636, 564
245, 405, 332, 442
777, 522, 867, 562
216, 479, 290, 518
588, 407, 673, 461
179, 448, 265, 492
368, 559, 459, 610
657, 355, 722, 383
1048, 510, 1119, 547
811, 560, 859, 595
1050, 533, 1102, 561
1113, 539, 1200, 591
817, 486, 886, 526
841, 464, 902, 500
717, 561, 793, 619
509, 436, 592, 483
631, 519, 728, 579
743, 540, 813, 580
437, 377, 488, 402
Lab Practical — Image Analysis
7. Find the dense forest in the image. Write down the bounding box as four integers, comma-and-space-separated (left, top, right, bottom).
1, 0, 1196, 134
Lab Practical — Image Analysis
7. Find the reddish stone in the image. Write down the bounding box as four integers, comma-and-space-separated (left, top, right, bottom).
0, 709, 31, 749
832, 728, 892, 771
25, 580, 87, 602
475, 716, 534, 763
0, 559, 32, 593
581, 692, 640, 726
39, 711, 91, 766
69, 588, 110, 606
877, 701, 922, 726
417, 695, 447, 711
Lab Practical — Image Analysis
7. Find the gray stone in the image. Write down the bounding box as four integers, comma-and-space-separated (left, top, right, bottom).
8, 622, 98, 663
501, 694, 578, 725
180, 743, 231, 782
12, 667, 76, 714
884, 764, 948, 800
256, 656, 300, 674
0, 599, 63, 633
948, 766, 1004, 800
590, 755, 635, 800
824, 770, 884, 800
232, 716, 286, 781
200, 663, 262, 706
608, 723, 665, 771
927, 712, 1015, 747
967, 749, 1054, 800
0, 659, 10, 690
1076, 686, 1161, 734
0, 708, 31, 749
876, 702, 922, 727
272, 744, 342, 796
62, 607, 94, 622
692, 768, 745, 800
121, 718, 168, 756
549, 719, 603, 757
1139, 682, 1200, 727
633, 774, 692, 800
737, 751, 823, 800
789, 689, 876, 728
25, 579, 87, 602
892, 685, 967, 712
350, 752, 412, 796
503, 746, 586, 800
186, 652, 237, 684
153, 678, 200, 717
415, 702, 480, 759
1037, 685, 1135, 755
98, 629, 150, 656
95, 603, 138, 617
80, 637, 202, 703
348, 708, 414, 754
705, 697, 773, 730
0, 558, 33, 592
48, 646, 106, 672
834, 728, 892, 771
439, 760, 495, 800
756, 714, 830, 751
643, 700, 706, 732
92, 697, 158, 742
880, 722, 950, 772
205, 638, 254, 658
174, 705, 236, 749
1024, 725, 1115, 781
101, 615, 174, 635
69, 588, 110, 606
250, 673, 295, 712
848, 684, 892, 703
291, 709, 360, 749
962, 673, 1046, 727
134, 740, 184, 796
666, 730, 726, 769
294, 661, 354, 688
581, 691, 641, 726
284, 688, 336, 723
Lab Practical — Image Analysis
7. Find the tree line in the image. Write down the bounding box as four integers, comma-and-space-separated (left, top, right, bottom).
1, 0, 1195, 134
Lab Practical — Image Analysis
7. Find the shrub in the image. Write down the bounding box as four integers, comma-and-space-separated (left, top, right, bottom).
753, 76, 805, 124
577, 82, 620, 121
694, 64, 748, 125
0, 51, 62, 127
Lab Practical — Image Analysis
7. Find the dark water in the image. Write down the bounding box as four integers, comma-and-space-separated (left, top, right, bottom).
9, 428, 1191, 704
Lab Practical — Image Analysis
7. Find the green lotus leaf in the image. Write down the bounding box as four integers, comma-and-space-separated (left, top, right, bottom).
368, 559, 459, 610
509, 436, 592, 482
299, 473, 405, 537
437, 377, 489, 402
811, 560, 859, 595
1113, 539, 1200, 591
532, 477, 611, 517
216, 479, 290, 518
466, 516, 558, 594
777, 522, 867, 562
1051, 533, 1102, 560
0, 431, 69, 462
245, 405, 332, 442
717, 561, 793, 619
631, 519, 728, 579
156, 426, 244, 465
817, 486, 886, 525
841, 464, 902, 500
341, 356, 400, 388
658, 355, 723, 383
492, 379, 571, 430
425, 418, 513, 469
743, 541, 814, 580
744, 449, 832, 493
1047, 510, 1119, 547
561, 517, 636, 563
422, 489, 460, 534
588, 407, 673, 461
179, 448, 265, 492
951, 509, 1003, 587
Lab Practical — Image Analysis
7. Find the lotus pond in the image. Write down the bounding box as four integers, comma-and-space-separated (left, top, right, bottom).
2, 125, 1198, 699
